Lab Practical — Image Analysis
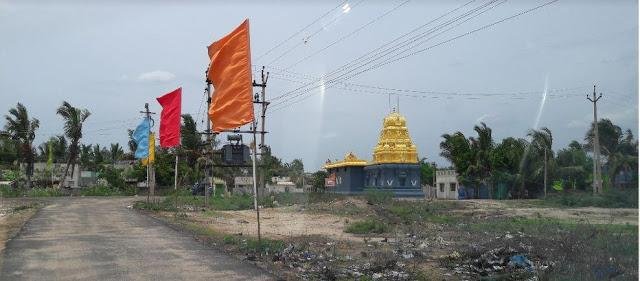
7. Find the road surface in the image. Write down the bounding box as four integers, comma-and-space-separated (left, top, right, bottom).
1, 197, 273, 281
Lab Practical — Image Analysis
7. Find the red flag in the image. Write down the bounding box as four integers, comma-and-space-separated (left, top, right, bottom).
207, 19, 254, 132
156, 87, 182, 148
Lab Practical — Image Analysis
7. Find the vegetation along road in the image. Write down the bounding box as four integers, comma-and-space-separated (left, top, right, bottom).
0, 197, 273, 281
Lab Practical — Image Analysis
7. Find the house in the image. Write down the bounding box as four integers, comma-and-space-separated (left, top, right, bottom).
435, 169, 459, 199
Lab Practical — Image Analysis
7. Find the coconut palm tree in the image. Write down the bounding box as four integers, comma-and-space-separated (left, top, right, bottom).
3, 103, 39, 188
56, 101, 91, 188
528, 127, 553, 197
109, 143, 124, 164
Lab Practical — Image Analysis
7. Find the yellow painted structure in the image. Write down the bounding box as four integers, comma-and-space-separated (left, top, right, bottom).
372, 111, 418, 164
324, 152, 367, 169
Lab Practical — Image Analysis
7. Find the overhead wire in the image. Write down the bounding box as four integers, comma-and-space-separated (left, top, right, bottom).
271, 0, 560, 112
285, 0, 411, 70
269, 0, 492, 103
255, 0, 349, 62
270, 0, 505, 109
265, 0, 367, 66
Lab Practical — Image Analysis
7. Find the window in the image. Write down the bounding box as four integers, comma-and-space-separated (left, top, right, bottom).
439, 183, 445, 192
450, 183, 456, 192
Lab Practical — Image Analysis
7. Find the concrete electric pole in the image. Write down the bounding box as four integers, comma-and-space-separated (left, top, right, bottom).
587, 85, 603, 194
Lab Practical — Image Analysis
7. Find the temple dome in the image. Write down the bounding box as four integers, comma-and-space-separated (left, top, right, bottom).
372, 111, 418, 164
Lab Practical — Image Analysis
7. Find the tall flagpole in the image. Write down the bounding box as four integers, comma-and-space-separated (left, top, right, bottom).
174, 152, 179, 190
251, 120, 261, 245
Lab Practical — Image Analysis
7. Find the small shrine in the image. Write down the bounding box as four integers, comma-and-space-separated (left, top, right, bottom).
323, 110, 422, 197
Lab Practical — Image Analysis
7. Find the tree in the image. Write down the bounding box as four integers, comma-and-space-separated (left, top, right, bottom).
92, 144, 104, 166
56, 101, 91, 188
259, 146, 285, 183
584, 120, 638, 188
286, 159, 305, 188
79, 144, 93, 170
3, 103, 39, 188
490, 137, 528, 197
584, 119, 623, 157
181, 114, 201, 168
528, 127, 553, 197
37, 135, 67, 162
440, 123, 495, 198
555, 140, 590, 191
419, 158, 435, 186
109, 143, 124, 164
0, 134, 18, 166
127, 129, 137, 155
310, 170, 328, 192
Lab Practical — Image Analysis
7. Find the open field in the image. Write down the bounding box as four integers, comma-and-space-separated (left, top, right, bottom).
139, 194, 639, 280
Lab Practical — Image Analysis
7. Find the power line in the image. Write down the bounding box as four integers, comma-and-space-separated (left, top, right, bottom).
255, 0, 349, 62
270, 0, 493, 103
272, 0, 559, 110
285, 0, 411, 70
265, 0, 366, 66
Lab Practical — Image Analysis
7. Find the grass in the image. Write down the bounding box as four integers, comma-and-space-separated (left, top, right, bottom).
465, 216, 637, 235
80, 185, 135, 196
538, 188, 638, 208
386, 200, 460, 224
364, 189, 394, 205
345, 218, 389, 234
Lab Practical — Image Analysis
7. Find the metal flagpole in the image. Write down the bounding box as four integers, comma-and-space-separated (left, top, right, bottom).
251, 120, 262, 246
174, 152, 179, 190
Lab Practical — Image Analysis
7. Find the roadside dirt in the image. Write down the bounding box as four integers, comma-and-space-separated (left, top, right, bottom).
453, 200, 638, 225
165, 199, 378, 242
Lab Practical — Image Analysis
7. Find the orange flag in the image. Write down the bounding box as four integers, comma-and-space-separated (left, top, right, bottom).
207, 19, 254, 132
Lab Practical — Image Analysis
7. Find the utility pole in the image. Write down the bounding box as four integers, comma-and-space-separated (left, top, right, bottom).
587, 85, 603, 194
253, 66, 269, 199
205, 77, 212, 207
252, 66, 269, 248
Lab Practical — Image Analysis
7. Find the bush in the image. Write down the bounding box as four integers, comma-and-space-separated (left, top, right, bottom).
364, 189, 394, 205
345, 218, 388, 234
26, 187, 63, 197
0, 185, 22, 197
543, 189, 638, 208
80, 185, 134, 196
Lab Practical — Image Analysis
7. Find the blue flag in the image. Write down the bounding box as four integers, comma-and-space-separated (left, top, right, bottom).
133, 117, 150, 159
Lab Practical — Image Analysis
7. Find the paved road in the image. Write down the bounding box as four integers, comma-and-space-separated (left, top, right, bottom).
1, 197, 273, 281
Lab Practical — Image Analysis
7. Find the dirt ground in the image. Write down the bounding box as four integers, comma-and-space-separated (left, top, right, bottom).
149, 197, 638, 280
0, 198, 39, 253
454, 199, 638, 225
165, 199, 373, 241
175, 199, 638, 242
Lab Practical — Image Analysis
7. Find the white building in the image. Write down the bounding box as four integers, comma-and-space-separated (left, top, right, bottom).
436, 169, 459, 199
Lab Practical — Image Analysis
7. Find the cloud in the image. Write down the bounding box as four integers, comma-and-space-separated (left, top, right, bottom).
137, 70, 175, 82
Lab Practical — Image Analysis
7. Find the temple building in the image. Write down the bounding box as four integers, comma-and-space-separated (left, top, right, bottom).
324, 110, 423, 197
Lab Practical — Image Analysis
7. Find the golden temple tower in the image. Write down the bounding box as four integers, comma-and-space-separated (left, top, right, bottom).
372, 110, 418, 164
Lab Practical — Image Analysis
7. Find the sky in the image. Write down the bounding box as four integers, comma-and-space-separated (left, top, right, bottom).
0, 0, 638, 171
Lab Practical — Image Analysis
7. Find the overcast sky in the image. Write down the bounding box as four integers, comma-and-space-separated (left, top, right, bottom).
1, 0, 637, 171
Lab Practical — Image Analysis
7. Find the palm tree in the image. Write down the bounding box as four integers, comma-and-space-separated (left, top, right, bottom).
3, 103, 39, 188
56, 101, 91, 188
109, 143, 124, 164
528, 127, 553, 197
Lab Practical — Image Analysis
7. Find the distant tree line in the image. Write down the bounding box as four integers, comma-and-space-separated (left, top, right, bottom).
1, 102, 308, 191
438, 120, 638, 198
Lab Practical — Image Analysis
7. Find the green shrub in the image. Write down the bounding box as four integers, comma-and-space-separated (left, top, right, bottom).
543, 189, 638, 208
0, 185, 22, 197
364, 189, 393, 205
26, 187, 63, 197
81, 185, 123, 196
345, 218, 388, 234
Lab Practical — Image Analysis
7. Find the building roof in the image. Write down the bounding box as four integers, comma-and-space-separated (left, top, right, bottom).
371, 111, 418, 164
324, 152, 368, 169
